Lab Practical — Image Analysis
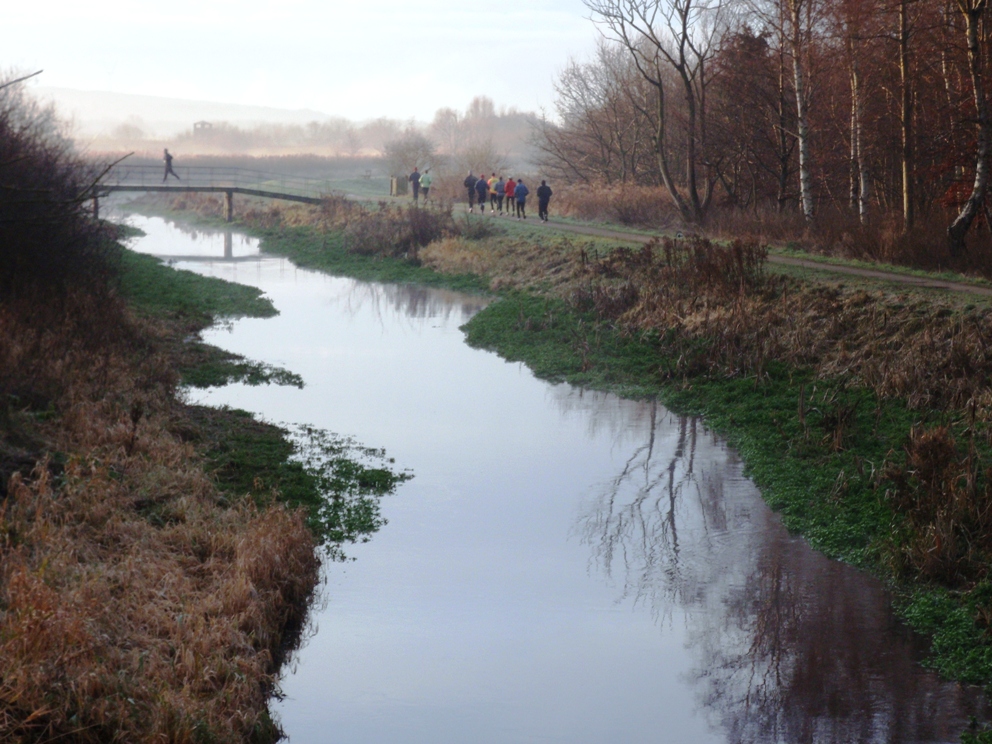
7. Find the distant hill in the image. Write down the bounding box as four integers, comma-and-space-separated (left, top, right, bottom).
34, 86, 333, 138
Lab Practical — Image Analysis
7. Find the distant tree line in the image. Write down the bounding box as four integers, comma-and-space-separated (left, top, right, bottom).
536, 0, 992, 253
101, 96, 541, 177
383, 96, 539, 177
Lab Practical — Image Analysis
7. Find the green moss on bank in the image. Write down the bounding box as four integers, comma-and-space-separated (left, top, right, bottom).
256, 226, 490, 294
115, 228, 408, 559
177, 406, 409, 559
117, 248, 276, 324
116, 248, 302, 388
463, 291, 992, 685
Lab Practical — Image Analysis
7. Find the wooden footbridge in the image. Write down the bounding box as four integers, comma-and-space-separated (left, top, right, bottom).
96, 165, 330, 220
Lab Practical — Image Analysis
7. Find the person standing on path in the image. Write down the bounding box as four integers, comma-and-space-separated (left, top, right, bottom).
409, 167, 421, 203
464, 171, 478, 211
475, 175, 489, 213
514, 178, 529, 219
162, 149, 180, 182
420, 169, 433, 203
537, 180, 553, 222
504, 177, 516, 217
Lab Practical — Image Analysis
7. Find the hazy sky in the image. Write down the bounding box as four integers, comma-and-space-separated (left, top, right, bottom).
7, 0, 600, 121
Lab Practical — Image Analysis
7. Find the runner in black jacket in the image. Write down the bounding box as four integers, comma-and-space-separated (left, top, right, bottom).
537, 180, 553, 222
464, 172, 479, 211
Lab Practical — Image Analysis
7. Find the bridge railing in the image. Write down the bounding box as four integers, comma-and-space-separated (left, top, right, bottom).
102, 165, 333, 199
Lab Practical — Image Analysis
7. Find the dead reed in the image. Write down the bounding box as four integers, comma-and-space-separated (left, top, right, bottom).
552, 183, 680, 228
0, 289, 319, 743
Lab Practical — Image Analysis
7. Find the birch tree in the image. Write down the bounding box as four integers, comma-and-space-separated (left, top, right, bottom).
948, 0, 991, 255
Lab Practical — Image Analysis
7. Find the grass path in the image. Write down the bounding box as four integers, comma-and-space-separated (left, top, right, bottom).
369, 190, 992, 297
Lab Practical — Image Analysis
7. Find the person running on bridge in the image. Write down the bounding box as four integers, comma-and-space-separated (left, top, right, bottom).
514, 178, 529, 219
420, 169, 434, 203
464, 171, 478, 212
475, 174, 489, 213
537, 180, 553, 222
162, 149, 180, 182
409, 167, 421, 203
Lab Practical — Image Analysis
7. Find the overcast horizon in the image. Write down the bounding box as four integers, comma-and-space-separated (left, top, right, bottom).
6, 0, 599, 123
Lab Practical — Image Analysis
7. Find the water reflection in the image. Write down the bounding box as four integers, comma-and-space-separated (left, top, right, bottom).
332, 279, 487, 324
579, 409, 987, 742
123, 213, 989, 743
123, 214, 262, 262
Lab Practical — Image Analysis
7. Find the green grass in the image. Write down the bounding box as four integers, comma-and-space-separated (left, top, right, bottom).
326, 176, 391, 199
463, 291, 992, 687
178, 406, 409, 560
117, 248, 276, 324
115, 247, 302, 388
255, 226, 491, 294
114, 226, 409, 557
773, 244, 992, 289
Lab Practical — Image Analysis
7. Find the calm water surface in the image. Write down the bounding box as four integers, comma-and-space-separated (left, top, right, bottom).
127, 215, 986, 744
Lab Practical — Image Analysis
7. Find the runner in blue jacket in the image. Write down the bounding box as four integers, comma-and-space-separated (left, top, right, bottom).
475, 176, 489, 211
513, 179, 529, 219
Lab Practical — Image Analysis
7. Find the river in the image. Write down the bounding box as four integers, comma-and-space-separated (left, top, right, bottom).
127, 214, 987, 744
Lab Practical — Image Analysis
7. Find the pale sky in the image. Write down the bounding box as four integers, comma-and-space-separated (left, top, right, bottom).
6, 0, 600, 121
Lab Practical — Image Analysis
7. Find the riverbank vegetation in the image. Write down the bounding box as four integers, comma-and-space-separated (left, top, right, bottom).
159, 191, 992, 701
0, 79, 407, 742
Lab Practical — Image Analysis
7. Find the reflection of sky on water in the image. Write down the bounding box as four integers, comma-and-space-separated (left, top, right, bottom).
123, 214, 262, 259
127, 216, 986, 744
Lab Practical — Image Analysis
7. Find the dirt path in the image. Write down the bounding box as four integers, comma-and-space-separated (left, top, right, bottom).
361, 193, 992, 298
533, 217, 992, 298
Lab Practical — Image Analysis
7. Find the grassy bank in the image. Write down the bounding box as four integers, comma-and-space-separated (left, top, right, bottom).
116, 244, 408, 555
153, 195, 992, 702
0, 229, 408, 742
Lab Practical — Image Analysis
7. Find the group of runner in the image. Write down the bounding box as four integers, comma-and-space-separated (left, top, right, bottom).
407, 167, 434, 203
462, 172, 553, 222
407, 167, 554, 222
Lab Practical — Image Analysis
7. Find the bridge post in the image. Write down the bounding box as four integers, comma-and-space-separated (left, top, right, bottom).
225, 190, 233, 222
92, 196, 99, 220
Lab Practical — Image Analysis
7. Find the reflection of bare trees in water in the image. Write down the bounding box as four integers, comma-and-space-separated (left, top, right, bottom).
549, 385, 665, 443
334, 279, 487, 327
696, 529, 988, 744
578, 407, 699, 613
578, 407, 987, 743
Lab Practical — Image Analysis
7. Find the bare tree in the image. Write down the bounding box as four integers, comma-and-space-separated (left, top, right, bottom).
893, 0, 918, 230
457, 137, 510, 176
429, 107, 460, 155
948, 0, 991, 255
535, 42, 654, 184
383, 129, 438, 177
585, 0, 725, 224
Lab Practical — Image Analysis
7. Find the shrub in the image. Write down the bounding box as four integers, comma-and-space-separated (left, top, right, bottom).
0, 74, 116, 300
554, 183, 678, 227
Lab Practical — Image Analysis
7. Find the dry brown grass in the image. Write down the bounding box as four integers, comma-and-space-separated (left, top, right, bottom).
0, 291, 319, 743
552, 183, 679, 227
883, 424, 992, 586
